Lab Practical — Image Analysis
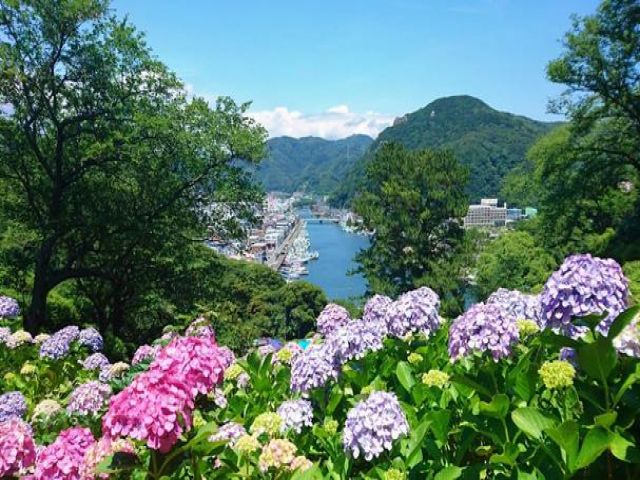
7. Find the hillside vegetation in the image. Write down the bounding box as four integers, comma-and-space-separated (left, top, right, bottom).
332, 96, 558, 205
257, 135, 373, 193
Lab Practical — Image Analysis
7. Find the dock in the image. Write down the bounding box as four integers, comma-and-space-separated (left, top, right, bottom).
267, 218, 302, 270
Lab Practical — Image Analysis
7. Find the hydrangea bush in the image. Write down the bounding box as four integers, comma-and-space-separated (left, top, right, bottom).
1, 254, 640, 478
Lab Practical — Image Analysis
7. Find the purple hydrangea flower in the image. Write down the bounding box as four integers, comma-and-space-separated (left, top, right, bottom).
343, 391, 409, 461
132, 345, 158, 365
449, 303, 519, 361
209, 421, 246, 446
236, 372, 250, 389
540, 254, 629, 335
0, 391, 27, 422
559, 347, 578, 366
218, 346, 236, 369
486, 289, 543, 327
66, 381, 111, 416
78, 328, 103, 352
317, 304, 351, 336
0, 327, 11, 344
0, 296, 20, 318
327, 319, 386, 364
185, 316, 216, 339
39, 325, 80, 359
277, 399, 313, 434
81, 353, 110, 371
385, 287, 441, 338
362, 294, 393, 325
613, 320, 640, 358
290, 342, 339, 393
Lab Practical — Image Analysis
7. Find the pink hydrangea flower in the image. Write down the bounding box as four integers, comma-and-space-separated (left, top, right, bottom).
150, 336, 226, 396
103, 335, 227, 452
0, 418, 36, 477
102, 369, 194, 453
34, 427, 95, 479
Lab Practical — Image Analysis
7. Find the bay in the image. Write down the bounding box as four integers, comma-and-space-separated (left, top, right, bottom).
299, 210, 369, 300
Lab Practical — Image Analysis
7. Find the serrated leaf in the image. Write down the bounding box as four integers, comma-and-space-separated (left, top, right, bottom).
511, 407, 557, 440
479, 393, 510, 419
395, 361, 415, 392
575, 427, 612, 470
577, 336, 617, 381
434, 465, 462, 480
607, 306, 640, 340
546, 420, 579, 472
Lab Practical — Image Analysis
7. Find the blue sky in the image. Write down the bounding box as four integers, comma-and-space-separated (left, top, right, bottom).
111, 0, 600, 138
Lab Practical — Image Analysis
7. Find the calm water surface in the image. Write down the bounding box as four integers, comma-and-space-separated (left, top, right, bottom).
300, 210, 369, 300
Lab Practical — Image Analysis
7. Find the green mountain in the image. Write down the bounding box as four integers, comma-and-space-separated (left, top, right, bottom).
332, 95, 558, 205
257, 134, 373, 194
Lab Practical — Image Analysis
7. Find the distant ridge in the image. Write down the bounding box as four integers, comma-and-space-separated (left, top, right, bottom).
257, 134, 373, 194
331, 95, 559, 205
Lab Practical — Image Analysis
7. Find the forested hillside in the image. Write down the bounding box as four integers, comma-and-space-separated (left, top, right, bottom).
257, 134, 373, 193
332, 96, 558, 205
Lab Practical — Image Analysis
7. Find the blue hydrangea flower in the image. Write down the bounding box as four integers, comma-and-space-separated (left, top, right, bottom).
81, 352, 110, 371
66, 381, 111, 416
317, 304, 351, 336
78, 327, 103, 352
540, 254, 628, 335
343, 391, 409, 461
327, 319, 386, 364
385, 287, 441, 338
290, 342, 339, 393
277, 399, 313, 434
449, 303, 519, 361
39, 325, 80, 359
0, 296, 20, 318
486, 288, 543, 327
0, 391, 27, 422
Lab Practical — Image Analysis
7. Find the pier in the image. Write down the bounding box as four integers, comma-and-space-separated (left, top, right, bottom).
267, 218, 302, 270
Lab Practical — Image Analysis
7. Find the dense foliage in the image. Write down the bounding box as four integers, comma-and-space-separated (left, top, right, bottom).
354, 143, 470, 316
332, 96, 557, 206
257, 135, 373, 194
2, 253, 640, 479
0, 0, 266, 336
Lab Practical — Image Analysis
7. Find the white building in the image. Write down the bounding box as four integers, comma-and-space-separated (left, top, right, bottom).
463, 198, 507, 228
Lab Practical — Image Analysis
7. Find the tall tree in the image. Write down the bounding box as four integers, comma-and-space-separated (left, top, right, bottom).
354, 143, 469, 315
542, 0, 640, 259
0, 0, 266, 332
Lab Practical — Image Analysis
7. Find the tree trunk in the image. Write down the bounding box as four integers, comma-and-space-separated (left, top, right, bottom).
24, 265, 49, 334
24, 238, 56, 334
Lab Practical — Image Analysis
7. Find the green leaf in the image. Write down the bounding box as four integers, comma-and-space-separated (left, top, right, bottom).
395, 361, 415, 392
607, 306, 640, 340
577, 336, 617, 382
479, 393, 510, 419
426, 410, 450, 444
434, 465, 462, 480
575, 427, 612, 470
511, 407, 557, 440
594, 411, 617, 428
403, 419, 430, 468
546, 421, 579, 472
450, 374, 492, 399
610, 432, 640, 463
490, 442, 520, 466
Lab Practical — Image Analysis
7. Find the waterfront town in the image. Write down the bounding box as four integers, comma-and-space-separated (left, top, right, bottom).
206, 193, 364, 281
206, 193, 537, 280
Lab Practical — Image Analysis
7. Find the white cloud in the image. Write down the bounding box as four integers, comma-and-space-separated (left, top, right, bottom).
248, 105, 395, 139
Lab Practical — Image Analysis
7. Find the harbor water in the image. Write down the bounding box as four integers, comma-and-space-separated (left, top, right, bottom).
299, 210, 369, 300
